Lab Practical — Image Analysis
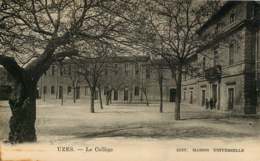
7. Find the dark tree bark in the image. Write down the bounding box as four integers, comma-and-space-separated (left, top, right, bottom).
0, 56, 37, 143
0, 48, 77, 143
174, 66, 182, 120
90, 89, 95, 113
8, 78, 37, 143
98, 86, 103, 109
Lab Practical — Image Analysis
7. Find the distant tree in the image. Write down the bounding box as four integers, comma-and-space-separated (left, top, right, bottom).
66, 63, 82, 104
75, 42, 113, 113
151, 59, 165, 112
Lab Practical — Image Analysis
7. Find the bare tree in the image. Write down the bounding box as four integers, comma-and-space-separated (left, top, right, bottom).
0, 0, 132, 143
66, 63, 82, 103
131, 0, 221, 120
74, 42, 113, 113
151, 59, 165, 112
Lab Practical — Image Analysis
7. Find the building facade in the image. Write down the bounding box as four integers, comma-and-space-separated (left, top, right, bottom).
37, 56, 177, 104
182, 1, 260, 115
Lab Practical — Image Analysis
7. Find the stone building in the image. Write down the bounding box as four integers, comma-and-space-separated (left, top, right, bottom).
182, 1, 260, 115
37, 56, 176, 103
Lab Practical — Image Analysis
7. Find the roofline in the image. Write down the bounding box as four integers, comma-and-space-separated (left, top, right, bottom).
197, 1, 240, 34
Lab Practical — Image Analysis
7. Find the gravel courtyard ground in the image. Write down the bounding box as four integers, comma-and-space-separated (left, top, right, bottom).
1, 99, 260, 143
0, 100, 260, 161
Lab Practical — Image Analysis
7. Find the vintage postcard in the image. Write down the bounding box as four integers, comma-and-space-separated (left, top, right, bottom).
0, 0, 260, 161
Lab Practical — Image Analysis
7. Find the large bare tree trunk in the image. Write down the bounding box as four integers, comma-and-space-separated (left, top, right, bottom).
8, 79, 37, 143
98, 86, 103, 109
90, 89, 95, 113
174, 68, 182, 120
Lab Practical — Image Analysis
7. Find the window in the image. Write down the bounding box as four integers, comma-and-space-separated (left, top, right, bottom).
134, 86, 139, 96
60, 67, 63, 76
229, 43, 235, 65
114, 64, 118, 75
51, 86, 55, 95
124, 89, 128, 101
114, 90, 118, 100
190, 91, 193, 104
135, 63, 139, 75
202, 57, 206, 71
43, 86, 47, 94
59, 86, 63, 99
146, 66, 150, 79
230, 13, 235, 23
125, 63, 128, 75
67, 86, 72, 95
51, 66, 55, 76
68, 65, 72, 76
183, 91, 186, 100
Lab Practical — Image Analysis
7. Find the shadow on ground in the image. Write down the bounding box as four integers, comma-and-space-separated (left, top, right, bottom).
41, 120, 258, 143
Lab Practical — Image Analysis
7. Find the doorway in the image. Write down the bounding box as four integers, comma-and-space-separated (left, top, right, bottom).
190, 91, 193, 104
212, 84, 217, 108
59, 86, 63, 99
201, 90, 206, 106
76, 87, 80, 99
169, 88, 176, 102
114, 90, 118, 100
228, 88, 234, 110
124, 89, 128, 101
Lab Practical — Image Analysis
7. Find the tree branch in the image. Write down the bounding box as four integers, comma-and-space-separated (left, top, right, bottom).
0, 54, 24, 81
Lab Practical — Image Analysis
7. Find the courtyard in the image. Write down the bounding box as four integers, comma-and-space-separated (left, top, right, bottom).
1, 100, 260, 143
1, 100, 260, 161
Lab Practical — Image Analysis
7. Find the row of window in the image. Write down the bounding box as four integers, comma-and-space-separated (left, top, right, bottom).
47, 64, 175, 80
45, 65, 73, 76
201, 40, 238, 72
214, 11, 237, 34
43, 86, 87, 95
43, 86, 141, 97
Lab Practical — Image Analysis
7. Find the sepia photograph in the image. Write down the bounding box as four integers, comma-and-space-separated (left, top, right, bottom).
0, 0, 260, 161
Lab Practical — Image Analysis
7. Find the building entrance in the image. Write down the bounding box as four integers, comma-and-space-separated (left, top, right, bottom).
124, 89, 128, 101
169, 88, 176, 102
228, 88, 234, 110
201, 90, 206, 106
